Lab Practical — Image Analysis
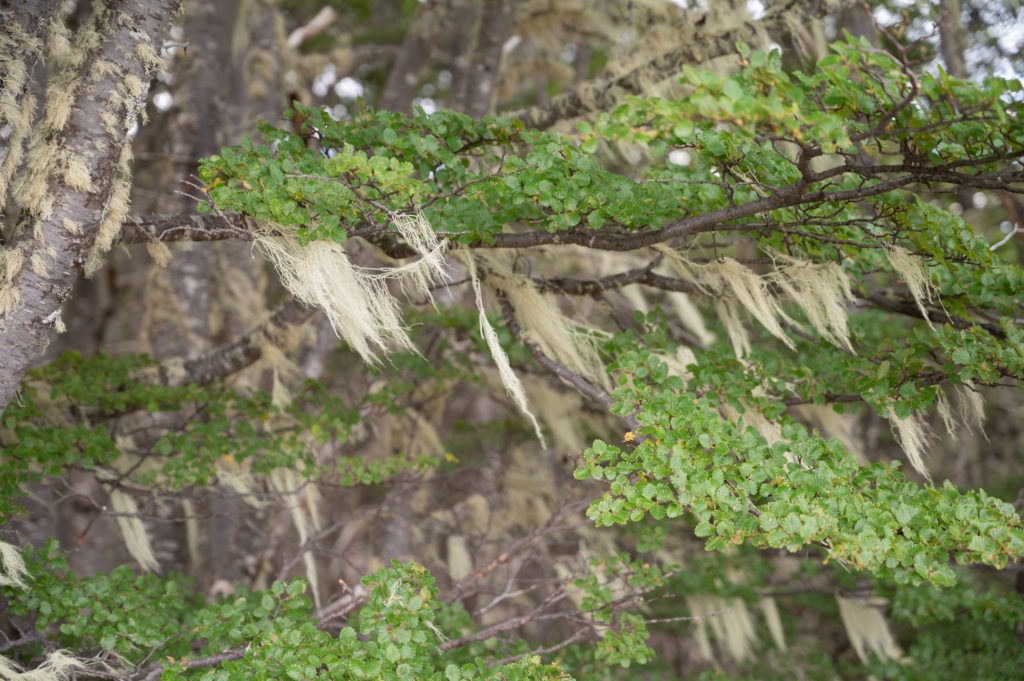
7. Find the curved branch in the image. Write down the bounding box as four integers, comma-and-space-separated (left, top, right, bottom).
171, 297, 316, 387
538, 263, 702, 297
121, 152, 1024, 258
495, 296, 639, 431
860, 291, 1007, 338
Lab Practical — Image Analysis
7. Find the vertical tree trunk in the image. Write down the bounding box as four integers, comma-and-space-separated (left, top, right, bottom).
0, 0, 61, 214
0, 0, 180, 416
459, 0, 515, 119
938, 0, 968, 79
136, 0, 284, 585
378, 0, 444, 113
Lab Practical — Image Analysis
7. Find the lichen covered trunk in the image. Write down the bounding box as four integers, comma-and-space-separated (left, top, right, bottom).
0, 0, 180, 416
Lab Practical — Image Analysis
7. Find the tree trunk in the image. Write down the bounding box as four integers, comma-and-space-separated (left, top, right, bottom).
938, 0, 967, 79
0, 0, 180, 416
0, 0, 61, 215
454, 0, 515, 118
378, 0, 442, 113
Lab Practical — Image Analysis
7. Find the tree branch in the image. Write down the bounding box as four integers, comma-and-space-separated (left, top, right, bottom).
505, 0, 833, 130
438, 576, 576, 652
138, 645, 249, 681
485, 627, 590, 668
171, 297, 316, 387
860, 291, 1007, 338
495, 296, 639, 431
445, 495, 593, 604
119, 213, 252, 244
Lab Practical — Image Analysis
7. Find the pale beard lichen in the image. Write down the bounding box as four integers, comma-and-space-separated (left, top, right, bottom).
61, 217, 81, 235
145, 241, 173, 267
651, 345, 698, 391
88, 58, 119, 82
388, 213, 450, 310
478, 251, 610, 392
216, 456, 268, 509
62, 152, 95, 193
109, 488, 159, 572
658, 248, 791, 356
883, 244, 939, 328
46, 8, 73, 64
181, 498, 199, 569
134, 40, 165, 73
269, 467, 322, 609
760, 597, 786, 651
122, 73, 145, 98
446, 535, 473, 582
888, 409, 931, 481
40, 0, 103, 133
0, 23, 38, 210
686, 594, 757, 663
935, 388, 957, 438
835, 594, 903, 663
29, 252, 48, 277
668, 292, 716, 346
529, 378, 585, 452
0, 285, 21, 317
11, 136, 60, 221
767, 249, 856, 353
0, 540, 29, 589
0, 650, 81, 681
252, 215, 446, 364
936, 383, 988, 442
715, 299, 751, 358
41, 75, 78, 132
658, 246, 858, 356
958, 382, 987, 440
458, 251, 547, 448
256, 234, 410, 361
84, 145, 132, 277
0, 247, 26, 316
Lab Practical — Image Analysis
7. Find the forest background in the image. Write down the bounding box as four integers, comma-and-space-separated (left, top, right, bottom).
1, 0, 1024, 680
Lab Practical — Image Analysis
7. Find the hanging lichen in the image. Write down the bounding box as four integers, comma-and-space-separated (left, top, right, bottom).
478, 251, 610, 391
457, 250, 546, 448
888, 409, 931, 481
250, 214, 447, 364
835, 593, 903, 663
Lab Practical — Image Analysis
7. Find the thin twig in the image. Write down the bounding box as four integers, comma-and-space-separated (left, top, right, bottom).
485, 627, 590, 668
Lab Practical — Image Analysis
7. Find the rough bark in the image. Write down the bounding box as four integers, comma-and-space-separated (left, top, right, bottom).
0, 0, 180, 417
0, 0, 60, 212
